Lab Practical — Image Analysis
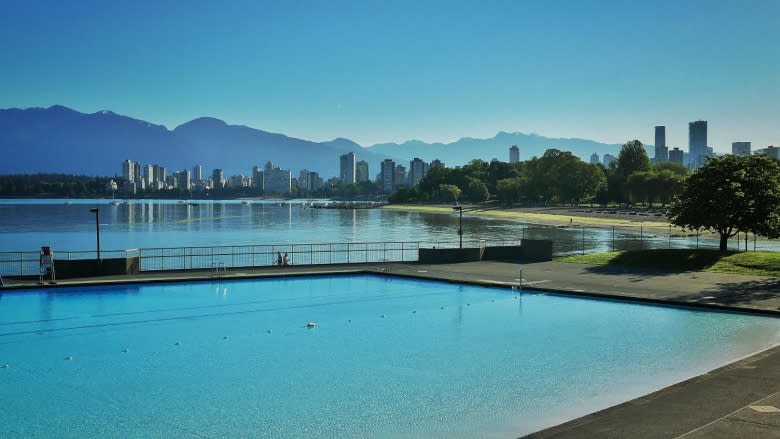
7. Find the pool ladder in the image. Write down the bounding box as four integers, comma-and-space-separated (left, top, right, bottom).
213, 262, 226, 278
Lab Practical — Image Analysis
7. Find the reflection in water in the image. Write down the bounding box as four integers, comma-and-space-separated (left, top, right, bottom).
0, 199, 778, 253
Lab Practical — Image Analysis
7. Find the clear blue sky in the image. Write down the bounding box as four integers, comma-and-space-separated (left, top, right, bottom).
1, 0, 778, 152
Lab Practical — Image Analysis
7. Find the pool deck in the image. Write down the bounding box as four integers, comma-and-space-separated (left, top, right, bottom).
3, 260, 780, 438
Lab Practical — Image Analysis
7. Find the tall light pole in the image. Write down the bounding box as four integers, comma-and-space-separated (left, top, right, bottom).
452, 206, 463, 248
89, 208, 101, 261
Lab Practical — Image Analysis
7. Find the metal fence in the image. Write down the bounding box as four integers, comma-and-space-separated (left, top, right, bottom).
0, 239, 517, 277
1, 228, 776, 278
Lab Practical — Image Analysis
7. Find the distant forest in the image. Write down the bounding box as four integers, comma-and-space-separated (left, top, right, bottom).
0, 174, 113, 198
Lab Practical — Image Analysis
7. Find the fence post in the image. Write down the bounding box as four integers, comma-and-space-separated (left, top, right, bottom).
581, 225, 585, 255
612, 226, 615, 252
696, 231, 699, 249
640, 224, 643, 250
668, 225, 672, 249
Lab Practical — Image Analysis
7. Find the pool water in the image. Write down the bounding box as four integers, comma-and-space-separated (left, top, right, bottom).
1, 275, 779, 438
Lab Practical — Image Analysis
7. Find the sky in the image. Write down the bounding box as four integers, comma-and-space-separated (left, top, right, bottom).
1, 0, 778, 152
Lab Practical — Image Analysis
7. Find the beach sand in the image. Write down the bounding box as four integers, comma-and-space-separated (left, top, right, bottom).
381, 204, 698, 235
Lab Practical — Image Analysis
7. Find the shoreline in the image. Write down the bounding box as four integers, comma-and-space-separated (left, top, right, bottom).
382, 203, 695, 234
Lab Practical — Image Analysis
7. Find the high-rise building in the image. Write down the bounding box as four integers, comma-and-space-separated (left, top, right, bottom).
654, 126, 668, 162
122, 160, 135, 182
192, 164, 202, 182
590, 153, 600, 164
602, 154, 616, 166
430, 159, 445, 169
669, 147, 684, 165
153, 165, 167, 189
134, 162, 141, 183
408, 157, 429, 187
339, 152, 356, 184
380, 159, 395, 193
181, 168, 191, 190
732, 142, 751, 156
689, 120, 708, 168
394, 165, 406, 189
251, 165, 263, 188
212, 169, 224, 189
299, 169, 323, 192
355, 160, 369, 183
755, 145, 779, 160
143, 164, 154, 186
262, 161, 291, 194
509, 145, 520, 164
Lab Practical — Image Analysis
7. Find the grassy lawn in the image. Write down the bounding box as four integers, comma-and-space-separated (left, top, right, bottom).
556, 249, 780, 277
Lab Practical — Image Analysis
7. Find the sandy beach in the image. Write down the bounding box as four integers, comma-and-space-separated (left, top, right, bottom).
382, 204, 695, 235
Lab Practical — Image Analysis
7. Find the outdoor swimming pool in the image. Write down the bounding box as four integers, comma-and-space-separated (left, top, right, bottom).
2, 275, 779, 438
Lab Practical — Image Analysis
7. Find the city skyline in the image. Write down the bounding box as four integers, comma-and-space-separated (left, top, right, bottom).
1, 1, 778, 152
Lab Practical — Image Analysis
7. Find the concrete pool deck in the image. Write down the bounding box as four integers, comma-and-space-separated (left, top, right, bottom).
2, 260, 780, 438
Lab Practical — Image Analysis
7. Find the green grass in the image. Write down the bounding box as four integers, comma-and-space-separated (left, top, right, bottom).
555, 249, 780, 276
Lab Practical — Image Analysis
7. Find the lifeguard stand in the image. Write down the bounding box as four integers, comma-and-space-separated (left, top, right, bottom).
39, 246, 56, 284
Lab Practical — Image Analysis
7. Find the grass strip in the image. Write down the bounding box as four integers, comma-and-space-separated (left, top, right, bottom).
556, 249, 780, 277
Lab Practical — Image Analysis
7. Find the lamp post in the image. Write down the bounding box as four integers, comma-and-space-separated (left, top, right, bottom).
452, 205, 463, 248
89, 208, 101, 261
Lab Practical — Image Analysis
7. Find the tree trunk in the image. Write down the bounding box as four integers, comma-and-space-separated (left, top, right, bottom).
719, 233, 729, 252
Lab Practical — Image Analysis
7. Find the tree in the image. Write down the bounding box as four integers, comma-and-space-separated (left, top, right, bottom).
495, 177, 525, 204
614, 140, 651, 204
669, 154, 780, 251
438, 184, 462, 203
465, 178, 489, 203
616, 140, 651, 178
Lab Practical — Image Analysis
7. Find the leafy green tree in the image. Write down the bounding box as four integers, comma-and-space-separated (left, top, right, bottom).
616, 140, 651, 178
495, 177, 525, 204
465, 178, 489, 203
438, 184, 462, 203
653, 161, 688, 176
669, 154, 780, 251
626, 171, 650, 205
614, 140, 651, 204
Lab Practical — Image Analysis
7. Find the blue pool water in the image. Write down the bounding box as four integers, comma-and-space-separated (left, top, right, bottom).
1, 275, 779, 438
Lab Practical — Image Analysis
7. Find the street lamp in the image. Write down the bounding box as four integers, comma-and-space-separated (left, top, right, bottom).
452, 205, 463, 248
89, 208, 101, 261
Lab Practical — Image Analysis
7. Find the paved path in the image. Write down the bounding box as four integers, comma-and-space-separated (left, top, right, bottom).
3, 260, 780, 438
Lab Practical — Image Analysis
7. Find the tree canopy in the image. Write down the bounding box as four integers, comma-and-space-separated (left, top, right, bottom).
669, 154, 780, 251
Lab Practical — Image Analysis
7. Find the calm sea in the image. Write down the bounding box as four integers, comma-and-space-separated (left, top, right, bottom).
0, 199, 524, 253
0, 199, 775, 254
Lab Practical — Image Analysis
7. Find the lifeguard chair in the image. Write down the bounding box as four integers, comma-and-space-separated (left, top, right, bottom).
39, 246, 56, 284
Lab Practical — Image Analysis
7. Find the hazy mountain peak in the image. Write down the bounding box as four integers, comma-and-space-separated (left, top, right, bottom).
175, 117, 228, 130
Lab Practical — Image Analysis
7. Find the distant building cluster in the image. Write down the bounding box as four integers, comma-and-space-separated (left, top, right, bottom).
115, 152, 447, 196
582, 120, 777, 170
116, 122, 777, 197
648, 121, 775, 168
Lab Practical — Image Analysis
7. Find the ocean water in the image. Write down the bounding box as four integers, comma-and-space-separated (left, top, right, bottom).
1, 198, 769, 257
2, 275, 779, 438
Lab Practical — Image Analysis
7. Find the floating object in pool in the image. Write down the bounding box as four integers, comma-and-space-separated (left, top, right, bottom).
266, 330, 272, 334
467, 303, 470, 306
1, 364, 9, 368
491, 299, 495, 302
121, 348, 129, 353
223, 336, 230, 340
440, 306, 445, 310
412, 310, 416, 314
347, 319, 351, 323
65, 356, 73, 360
380, 314, 385, 318
175, 342, 182, 346
306, 322, 317, 328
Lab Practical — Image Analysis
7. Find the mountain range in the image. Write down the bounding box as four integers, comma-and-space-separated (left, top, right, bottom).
0, 105, 626, 178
